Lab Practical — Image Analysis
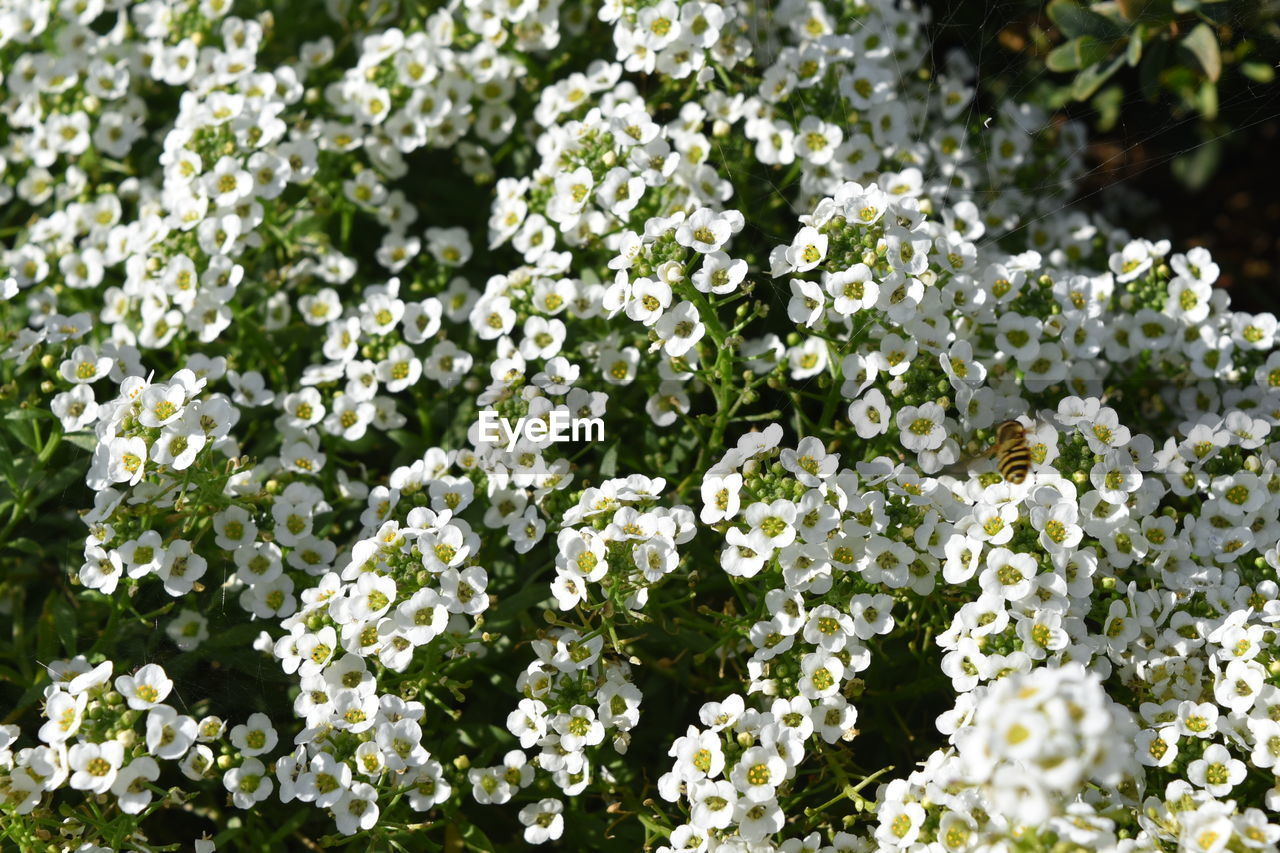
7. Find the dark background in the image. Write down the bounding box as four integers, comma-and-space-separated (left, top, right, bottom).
925, 0, 1280, 314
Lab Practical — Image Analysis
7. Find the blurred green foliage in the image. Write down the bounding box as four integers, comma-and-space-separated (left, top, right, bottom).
930, 0, 1280, 190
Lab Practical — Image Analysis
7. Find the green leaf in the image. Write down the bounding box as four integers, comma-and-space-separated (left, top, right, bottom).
1241, 61, 1275, 83
1092, 84, 1125, 131
1072, 52, 1126, 99
1172, 0, 1199, 10
6, 537, 41, 555
1047, 0, 1125, 39
1198, 78, 1218, 120
1126, 26, 1144, 65
458, 821, 497, 852
52, 595, 77, 655
1171, 137, 1222, 191
1183, 23, 1221, 82
454, 723, 509, 750
1047, 35, 1114, 72
4, 406, 54, 421
599, 441, 619, 478
36, 591, 60, 664
340, 208, 354, 245
61, 432, 97, 453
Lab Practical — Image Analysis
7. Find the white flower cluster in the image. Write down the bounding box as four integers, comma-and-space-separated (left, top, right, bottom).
2, 0, 1279, 848
5, 655, 268, 835
944, 664, 1139, 830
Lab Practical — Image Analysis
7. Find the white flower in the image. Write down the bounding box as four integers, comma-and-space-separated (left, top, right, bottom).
405, 760, 452, 811
780, 437, 838, 487
59, 346, 113, 384
693, 252, 747, 295
895, 402, 946, 452
156, 539, 208, 597
781, 226, 828, 275
730, 745, 786, 802
876, 800, 926, 848
111, 757, 160, 814
69, 741, 124, 794
51, 384, 99, 431
553, 705, 604, 752
654, 301, 706, 357
788, 337, 828, 380
1186, 743, 1246, 796
734, 797, 784, 842
849, 388, 891, 439
698, 472, 741, 525
797, 649, 844, 700
518, 798, 564, 844
146, 706, 198, 760
38, 691, 87, 744
296, 752, 350, 808
743, 499, 797, 552
688, 778, 737, 829
671, 727, 725, 782
675, 208, 733, 253
1215, 659, 1265, 713
547, 166, 594, 226
230, 712, 279, 757
1109, 238, 1155, 282
107, 436, 149, 486
115, 664, 174, 711
151, 410, 207, 470
848, 593, 894, 640
506, 698, 549, 750
794, 116, 842, 165
1136, 726, 1179, 768
825, 263, 878, 316
626, 278, 672, 326
812, 694, 858, 744
978, 547, 1038, 601
787, 278, 827, 327
224, 757, 274, 809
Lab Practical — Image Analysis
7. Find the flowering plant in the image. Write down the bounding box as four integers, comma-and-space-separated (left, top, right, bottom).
2, 0, 1279, 851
